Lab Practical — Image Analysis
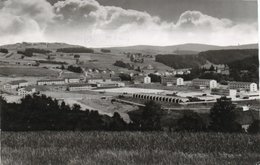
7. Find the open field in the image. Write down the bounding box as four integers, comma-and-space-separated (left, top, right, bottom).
1, 132, 260, 165
0, 66, 59, 77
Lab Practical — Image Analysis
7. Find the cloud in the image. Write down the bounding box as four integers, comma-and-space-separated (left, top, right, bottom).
0, 0, 54, 44
0, 0, 257, 47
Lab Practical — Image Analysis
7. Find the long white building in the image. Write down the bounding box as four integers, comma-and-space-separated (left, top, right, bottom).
228, 81, 258, 92
37, 79, 65, 86
192, 78, 217, 89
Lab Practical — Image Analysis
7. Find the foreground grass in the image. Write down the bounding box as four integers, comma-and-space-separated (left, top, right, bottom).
1, 132, 260, 165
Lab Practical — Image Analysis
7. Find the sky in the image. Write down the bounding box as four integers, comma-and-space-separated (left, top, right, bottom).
0, 0, 258, 47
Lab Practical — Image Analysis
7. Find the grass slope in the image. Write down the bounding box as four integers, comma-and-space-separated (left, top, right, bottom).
1, 132, 260, 165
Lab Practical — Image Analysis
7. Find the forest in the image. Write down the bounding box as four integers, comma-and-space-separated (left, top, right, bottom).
56, 47, 94, 53
1, 95, 259, 133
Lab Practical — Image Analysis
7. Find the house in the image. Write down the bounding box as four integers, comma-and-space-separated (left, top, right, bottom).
228, 81, 258, 92
4, 80, 28, 90
37, 79, 65, 85
192, 79, 217, 89
18, 87, 36, 96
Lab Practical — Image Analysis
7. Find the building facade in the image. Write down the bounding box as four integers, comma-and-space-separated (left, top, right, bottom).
18, 87, 36, 96
144, 76, 151, 84
132, 93, 189, 104
37, 79, 65, 86
96, 82, 125, 88
211, 88, 237, 98
228, 81, 258, 92
192, 79, 217, 89
161, 76, 184, 86
68, 84, 92, 91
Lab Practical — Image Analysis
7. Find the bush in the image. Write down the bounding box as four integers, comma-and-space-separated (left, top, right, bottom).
67, 65, 83, 73
247, 120, 260, 134
0, 95, 128, 131
0, 48, 8, 53
101, 49, 111, 53
209, 97, 242, 133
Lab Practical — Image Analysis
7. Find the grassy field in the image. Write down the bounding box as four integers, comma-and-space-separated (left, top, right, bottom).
1, 132, 260, 165
0, 66, 58, 77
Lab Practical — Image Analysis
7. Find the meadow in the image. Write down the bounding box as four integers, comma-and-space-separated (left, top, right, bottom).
0, 67, 58, 77
1, 131, 260, 165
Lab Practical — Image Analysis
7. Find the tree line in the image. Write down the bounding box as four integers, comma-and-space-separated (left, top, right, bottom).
1, 95, 259, 133
0, 48, 8, 54
17, 48, 51, 57
56, 47, 94, 53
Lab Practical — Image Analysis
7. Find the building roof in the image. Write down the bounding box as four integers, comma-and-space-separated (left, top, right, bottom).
229, 81, 256, 85
8, 80, 28, 85
193, 78, 215, 82
37, 79, 65, 82
69, 84, 91, 87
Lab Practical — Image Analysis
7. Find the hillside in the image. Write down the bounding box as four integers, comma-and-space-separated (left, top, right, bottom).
155, 54, 206, 69
198, 49, 258, 64
0, 42, 82, 51
107, 43, 258, 55
156, 49, 258, 69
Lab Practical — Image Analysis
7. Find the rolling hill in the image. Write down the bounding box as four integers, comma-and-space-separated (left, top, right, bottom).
155, 49, 258, 69
106, 43, 258, 55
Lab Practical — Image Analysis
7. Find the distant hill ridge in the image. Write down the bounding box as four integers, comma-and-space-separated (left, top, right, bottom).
0, 42, 258, 54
